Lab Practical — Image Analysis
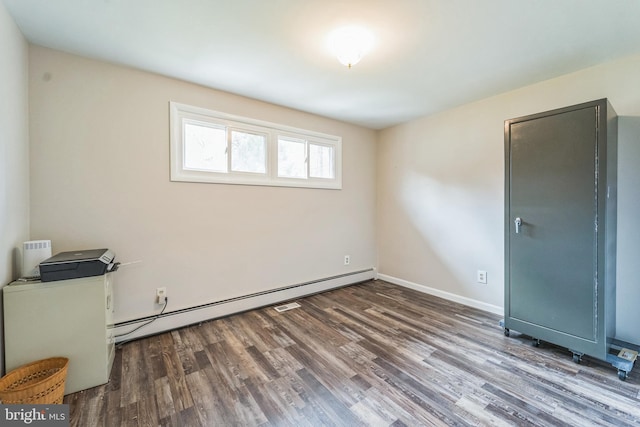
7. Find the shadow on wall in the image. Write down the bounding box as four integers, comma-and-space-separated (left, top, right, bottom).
0, 248, 20, 376
0, 247, 23, 375
398, 170, 501, 301
384, 119, 503, 307
616, 116, 640, 345
12, 246, 20, 281
384, 190, 462, 290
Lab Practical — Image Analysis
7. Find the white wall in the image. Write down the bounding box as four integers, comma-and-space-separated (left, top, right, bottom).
0, 2, 30, 373
29, 47, 377, 327
378, 53, 640, 345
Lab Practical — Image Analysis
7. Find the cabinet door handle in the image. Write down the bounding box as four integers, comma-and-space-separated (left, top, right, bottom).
514, 217, 522, 234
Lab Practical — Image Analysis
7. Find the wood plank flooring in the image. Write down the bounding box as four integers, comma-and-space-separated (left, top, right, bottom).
64, 280, 640, 426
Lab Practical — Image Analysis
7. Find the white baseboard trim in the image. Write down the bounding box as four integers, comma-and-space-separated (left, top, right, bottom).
114, 268, 375, 343
377, 273, 504, 316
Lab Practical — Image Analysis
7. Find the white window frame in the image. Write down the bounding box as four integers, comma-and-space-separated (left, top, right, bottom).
170, 102, 342, 189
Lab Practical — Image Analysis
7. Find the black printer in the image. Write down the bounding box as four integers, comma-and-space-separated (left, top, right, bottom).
39, 248, 119, 282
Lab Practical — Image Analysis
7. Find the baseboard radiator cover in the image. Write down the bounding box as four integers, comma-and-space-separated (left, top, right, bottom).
377, 273, 504, 316
113, 268, 375, 343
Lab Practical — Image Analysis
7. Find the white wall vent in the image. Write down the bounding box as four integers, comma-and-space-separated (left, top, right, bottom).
274, 302, 301, 313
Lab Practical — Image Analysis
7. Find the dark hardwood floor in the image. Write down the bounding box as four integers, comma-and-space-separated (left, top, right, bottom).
65, 280, 640, 426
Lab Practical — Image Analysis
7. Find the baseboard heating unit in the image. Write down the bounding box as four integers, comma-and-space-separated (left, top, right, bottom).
113, 268, 375, 342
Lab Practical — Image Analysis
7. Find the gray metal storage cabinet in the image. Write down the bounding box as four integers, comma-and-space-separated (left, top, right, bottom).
504, 99, 621, 374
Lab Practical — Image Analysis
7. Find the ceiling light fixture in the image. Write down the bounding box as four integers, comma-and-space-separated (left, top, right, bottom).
327, 26, 374, 69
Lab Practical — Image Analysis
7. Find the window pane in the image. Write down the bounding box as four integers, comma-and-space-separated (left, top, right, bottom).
183, 122, 227, 172
309, 143, 335, 179
231, 131, 266, 174
278, 138, 306, 178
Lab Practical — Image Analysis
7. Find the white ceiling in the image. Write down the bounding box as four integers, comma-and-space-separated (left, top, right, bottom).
4, 0, 640, 129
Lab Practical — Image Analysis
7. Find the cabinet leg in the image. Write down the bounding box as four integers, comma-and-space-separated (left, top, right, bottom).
571, 351, 583, 364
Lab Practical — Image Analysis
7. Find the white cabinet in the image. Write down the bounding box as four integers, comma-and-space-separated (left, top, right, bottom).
3, 274, 115, 394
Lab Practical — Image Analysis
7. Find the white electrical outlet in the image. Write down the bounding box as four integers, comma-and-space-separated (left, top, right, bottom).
156, 287, 167, 304
344, 255, 350, 265
477, 270, 487, 284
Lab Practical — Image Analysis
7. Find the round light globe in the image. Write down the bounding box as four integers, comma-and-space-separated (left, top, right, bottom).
326, 26, 374, 68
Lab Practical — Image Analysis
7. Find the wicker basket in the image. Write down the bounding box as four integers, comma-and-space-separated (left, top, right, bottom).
0, 357, 69, 404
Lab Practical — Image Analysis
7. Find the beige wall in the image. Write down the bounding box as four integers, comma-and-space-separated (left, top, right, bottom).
0, 2, 30, 373
29, 46, 377, 324
378, 53, 640, 345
